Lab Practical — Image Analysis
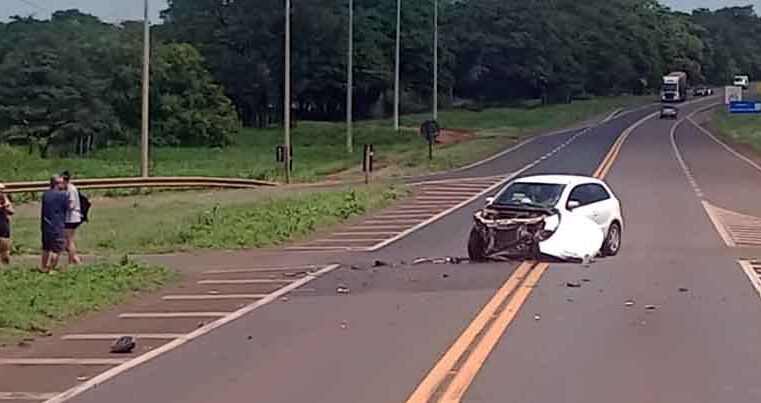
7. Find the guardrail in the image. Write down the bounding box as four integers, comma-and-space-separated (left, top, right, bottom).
2, 176, 279, 193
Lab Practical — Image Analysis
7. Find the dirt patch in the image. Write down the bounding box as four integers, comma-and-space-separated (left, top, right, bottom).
434, 129, 476, 145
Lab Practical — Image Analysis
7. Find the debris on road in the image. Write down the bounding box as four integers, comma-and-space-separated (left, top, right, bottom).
197, 321, 206, 328
645, 305, 658, 311
678, 287, 689, 293
110, 336, 136, 354
566, 297, 574, 303
624, 300, 635, 307
373, 260, 389, 267
442, 273, 450, 279
350, 265, 364, 271
534, 314, 541, 321
566, 282, 582, 288
582, 278, 591, 283
279, 296, 290, 302
336, 284, 350, 294
77, 376, 89, 382
208, 290, 220, 295
340, 320, 348, 329
247, 336, 253, 340
412, 256, 468, 265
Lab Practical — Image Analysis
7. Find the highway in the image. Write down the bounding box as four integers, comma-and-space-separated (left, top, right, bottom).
5, 95, 761, 403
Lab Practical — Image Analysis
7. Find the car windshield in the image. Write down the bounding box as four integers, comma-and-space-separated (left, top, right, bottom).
663, 83, 678, 91
494, 182, 565, 208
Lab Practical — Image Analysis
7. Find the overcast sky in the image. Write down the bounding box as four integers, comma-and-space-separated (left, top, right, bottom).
1, 0, 759, 22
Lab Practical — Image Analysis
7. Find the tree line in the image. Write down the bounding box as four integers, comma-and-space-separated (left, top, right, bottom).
2, 2, 761, 156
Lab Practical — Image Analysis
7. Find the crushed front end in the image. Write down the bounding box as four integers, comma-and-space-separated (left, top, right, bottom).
467, 205, 558, 261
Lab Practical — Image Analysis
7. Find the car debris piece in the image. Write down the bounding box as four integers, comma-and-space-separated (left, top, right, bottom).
208, 290, 220, 295
77, 376, 89, 382
678, 287, 689, 293
373, 260, 389, 267
534, 314, 541, 321
340, 320, 348, 329
644, 305, 658, 311
624, 300, 635, 307
336, 285, 350, 294
566, 282, 582, 288
247, 336, 253, 340
350, 265, 364, 271
110, 336, 136, 354
442, 273, 450, 279
279, 296, 290, 302
582, 278, 591, 283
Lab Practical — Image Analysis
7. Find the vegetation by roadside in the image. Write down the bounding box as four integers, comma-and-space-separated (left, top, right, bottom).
0, 95, 650, 185
710, 109, 761, 151
8, 185, 408, 255
0, 261, 176, 346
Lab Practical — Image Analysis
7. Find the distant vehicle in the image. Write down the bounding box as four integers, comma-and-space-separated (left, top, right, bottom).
660, 104, 678, 119
661, 71, 688, 102
467, 175, 623, 262
734, 75, 750, 89
693, 87, 713, 96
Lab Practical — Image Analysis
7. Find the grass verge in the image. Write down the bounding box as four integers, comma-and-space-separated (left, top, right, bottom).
0, 95, 651, 184
709, 107, 761, 151
0, 261, 176, 346
9, 185, 409, 255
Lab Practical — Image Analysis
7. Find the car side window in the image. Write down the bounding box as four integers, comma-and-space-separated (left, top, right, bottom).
568, 184, 610, 208
588, 184, 611, 204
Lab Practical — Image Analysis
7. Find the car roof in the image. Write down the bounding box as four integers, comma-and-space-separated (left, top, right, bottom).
511, 175, 604, 187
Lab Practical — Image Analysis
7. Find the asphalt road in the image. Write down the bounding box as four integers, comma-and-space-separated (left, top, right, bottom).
63, 97, 761, 403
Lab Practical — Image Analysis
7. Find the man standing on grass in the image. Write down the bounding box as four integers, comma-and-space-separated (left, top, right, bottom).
40, 176, 68, 273
61, 171, 82, 264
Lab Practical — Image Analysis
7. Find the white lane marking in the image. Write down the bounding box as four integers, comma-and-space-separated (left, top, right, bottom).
45, 264, 341, 403
415, 196, 468, 201
198, 279, 292, 285
203, 266, 317, 274
162, 294, 267, 301
700, 201, 737, 247
0, 392, 59, 400
375, 214, 434, 220
310, 238, 386, 244
392, 206, 450, 211
118, 312, 230, 319
420, 191, 478, 196
406, 175, 505, 187
0, 359, 127, 366
350, 225, 412, 230
687, 116, 761, 173
62, 334, 184, 341
332, 231, 400, 236
739, 260, 761, 300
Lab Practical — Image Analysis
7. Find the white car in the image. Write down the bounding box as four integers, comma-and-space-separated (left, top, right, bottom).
468, 175, 623, 262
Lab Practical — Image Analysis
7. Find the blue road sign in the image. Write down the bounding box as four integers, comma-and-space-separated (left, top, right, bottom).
729, 101, 761, 114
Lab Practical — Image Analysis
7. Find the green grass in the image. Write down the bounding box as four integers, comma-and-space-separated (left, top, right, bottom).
0, 261, 176, 346
9, 185, 408, 255
710, 109, 761, 150
0, 95, 652, 184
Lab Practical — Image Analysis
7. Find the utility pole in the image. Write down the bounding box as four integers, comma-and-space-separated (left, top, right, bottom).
433, 0, 438, 121
346, 0, 354, 154
140, 0, 150, 178
393, 0, 401, 131
284, 0, 292, 183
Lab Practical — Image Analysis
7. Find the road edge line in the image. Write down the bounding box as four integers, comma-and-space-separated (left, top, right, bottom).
686, 114, 761, 173
738, 260, 761, 301
404, 262, 535, 403
42, 264, 341, 403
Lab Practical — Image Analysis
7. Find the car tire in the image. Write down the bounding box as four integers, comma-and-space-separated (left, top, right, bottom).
468, 227, 489, 262
601, 221, 622, 257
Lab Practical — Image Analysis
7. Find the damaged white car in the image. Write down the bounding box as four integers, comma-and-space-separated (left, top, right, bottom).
468, 175, 623, 262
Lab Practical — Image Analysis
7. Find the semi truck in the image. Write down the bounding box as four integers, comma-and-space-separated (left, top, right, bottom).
661, 71, 688, 102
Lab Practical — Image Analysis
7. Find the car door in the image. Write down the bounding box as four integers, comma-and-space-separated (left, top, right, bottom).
566, 183, 611, 230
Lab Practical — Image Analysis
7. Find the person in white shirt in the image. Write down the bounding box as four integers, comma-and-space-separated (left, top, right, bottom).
61, 171, 82, 265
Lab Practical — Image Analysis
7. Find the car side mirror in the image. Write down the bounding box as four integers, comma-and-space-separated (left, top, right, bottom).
485, 197, 495, 205
567, 200, 580, 210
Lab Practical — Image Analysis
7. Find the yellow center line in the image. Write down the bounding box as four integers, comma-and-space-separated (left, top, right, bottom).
438, 263, 549, 402
405, 261, 535, 403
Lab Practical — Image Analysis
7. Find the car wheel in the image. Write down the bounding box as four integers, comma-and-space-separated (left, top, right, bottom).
468, 227, 489, 262
601, 221, 622, 257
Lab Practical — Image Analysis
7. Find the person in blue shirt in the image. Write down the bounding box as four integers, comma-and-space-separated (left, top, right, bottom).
40, 176, 69, 273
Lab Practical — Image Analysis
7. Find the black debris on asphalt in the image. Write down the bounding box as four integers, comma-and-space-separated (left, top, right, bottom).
566, 282, 582, 288
110, 336, 136, 354
679, 287, 689, 293
645, 305, 658, 311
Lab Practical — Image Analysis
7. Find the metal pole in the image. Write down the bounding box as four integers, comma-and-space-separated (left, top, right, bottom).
284, 0, 292, 183
394, 0, 401, 131
346, 0, 353, 154
433, 0, 438, 121
140, 0, 150, 178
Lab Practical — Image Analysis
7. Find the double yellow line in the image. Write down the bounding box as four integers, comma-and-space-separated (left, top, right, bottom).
406, 109, 659, 403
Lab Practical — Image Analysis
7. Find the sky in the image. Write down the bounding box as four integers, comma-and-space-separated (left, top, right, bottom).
1, 0, 760, 22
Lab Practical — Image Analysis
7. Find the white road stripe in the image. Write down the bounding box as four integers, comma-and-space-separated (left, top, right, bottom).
310, 238, 386, 243
350, 225, 411, 229
204, 266, 318, 274
162, 294, 267, 301
197, 279, 292, 285
332, 231, 399, 236
375, 214, 433, 219
62, 334, 184, 341
0, 392, 59, 400
0, 359, 127, 366
118, 312, 229, 319
739, 260, 761, 301
45, 264, 341, 403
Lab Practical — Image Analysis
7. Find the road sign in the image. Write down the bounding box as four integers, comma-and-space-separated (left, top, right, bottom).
420, 120, 441, 141
725, 86, 743, 104
729, 101, 761, 114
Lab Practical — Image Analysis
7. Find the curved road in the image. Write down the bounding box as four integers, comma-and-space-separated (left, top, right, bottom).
37, 97, 761, 403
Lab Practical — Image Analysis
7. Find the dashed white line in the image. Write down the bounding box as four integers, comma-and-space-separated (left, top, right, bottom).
0, 392, 59, 400
162, 294, 267, 301
62, 334, 184, 341
203, 266, 318, 274
197, 279, 292, 285
0, 359, 128, 366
